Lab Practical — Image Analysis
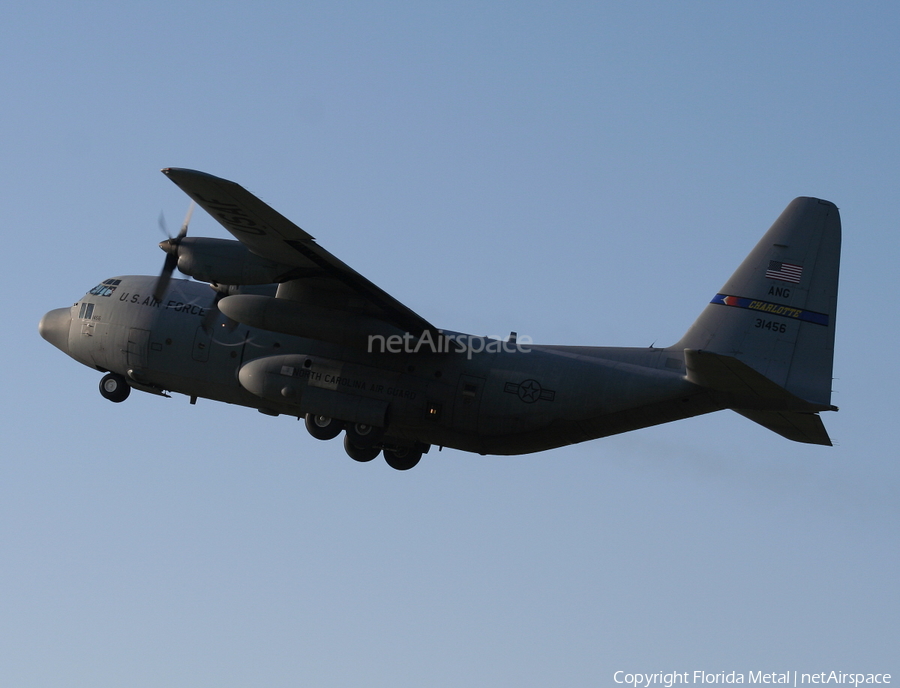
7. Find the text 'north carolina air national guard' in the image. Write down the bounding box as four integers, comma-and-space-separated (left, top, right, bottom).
40, 169, 841, 470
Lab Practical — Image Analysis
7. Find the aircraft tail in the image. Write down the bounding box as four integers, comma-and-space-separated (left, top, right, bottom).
675, 197, 841, 445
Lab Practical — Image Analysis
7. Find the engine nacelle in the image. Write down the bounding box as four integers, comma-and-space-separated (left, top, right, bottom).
218, 294, 404, 347
174, 237, 294, 285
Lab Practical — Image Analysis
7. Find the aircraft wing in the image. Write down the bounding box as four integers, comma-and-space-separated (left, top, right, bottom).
161, 168, 434, 336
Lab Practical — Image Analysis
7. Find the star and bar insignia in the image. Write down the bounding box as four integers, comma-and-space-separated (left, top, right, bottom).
504, 379, 556, 404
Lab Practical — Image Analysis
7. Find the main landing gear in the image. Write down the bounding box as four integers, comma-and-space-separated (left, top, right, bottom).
343, 435, 381, 462
305, 412, 425, 470
382, 446, 422, 471
305, 414, 343, 440
99, 373, 131, 403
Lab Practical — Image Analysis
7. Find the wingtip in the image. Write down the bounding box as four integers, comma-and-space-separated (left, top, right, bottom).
161, 167, 196, 177
161, 167, 228, 184
161, 167, 201, 176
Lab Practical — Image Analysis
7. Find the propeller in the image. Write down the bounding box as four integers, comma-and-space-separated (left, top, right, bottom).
153, 201, 195, 303
154, 202, 238, 335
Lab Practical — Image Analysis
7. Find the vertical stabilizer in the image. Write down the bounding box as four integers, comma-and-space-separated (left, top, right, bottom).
676, 198, 840, 408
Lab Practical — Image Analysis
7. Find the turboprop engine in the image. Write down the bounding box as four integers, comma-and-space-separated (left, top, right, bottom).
163, 237, 294, 285
218, 294, 405, 348
153, 204, 298, 303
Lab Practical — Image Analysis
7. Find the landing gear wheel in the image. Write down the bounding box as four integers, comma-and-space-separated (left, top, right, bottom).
305, 413, 343, 440
99, 373, 131, 403
383, 446, 422, 471
343, 434, 381, 462
345, 422, 384, 448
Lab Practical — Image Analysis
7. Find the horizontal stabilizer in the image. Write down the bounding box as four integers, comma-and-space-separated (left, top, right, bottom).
685, 348, 835, 445
684, 349, 831, 412
733, 409, 832, 446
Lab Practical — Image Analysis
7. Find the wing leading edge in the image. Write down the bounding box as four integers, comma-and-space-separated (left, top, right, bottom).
161, 168, 434, 336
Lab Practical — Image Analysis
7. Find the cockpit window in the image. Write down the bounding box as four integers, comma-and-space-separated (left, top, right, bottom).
79, 302, 95, 320
89, 279, 120, 297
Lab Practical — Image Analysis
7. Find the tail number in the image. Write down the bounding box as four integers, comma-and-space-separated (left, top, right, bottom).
755, 318, 787, 334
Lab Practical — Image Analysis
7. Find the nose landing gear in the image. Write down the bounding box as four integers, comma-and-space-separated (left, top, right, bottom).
99, 373, 131, 403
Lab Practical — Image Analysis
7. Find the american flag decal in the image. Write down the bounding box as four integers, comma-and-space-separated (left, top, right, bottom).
765, 260, 803, 283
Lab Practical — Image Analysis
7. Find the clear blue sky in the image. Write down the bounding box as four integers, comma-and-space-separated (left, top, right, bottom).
4, 2, 898, 686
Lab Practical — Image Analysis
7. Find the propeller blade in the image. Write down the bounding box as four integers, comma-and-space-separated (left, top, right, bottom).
157, 211, 169, 239
177, 201, 195, 240
153, 201, 194, 302
153, 253, 178, 303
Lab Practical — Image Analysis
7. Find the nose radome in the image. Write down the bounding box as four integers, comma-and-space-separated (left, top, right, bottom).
39, 307, 72, 354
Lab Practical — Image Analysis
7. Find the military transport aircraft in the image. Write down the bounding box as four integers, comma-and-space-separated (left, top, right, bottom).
39, 169, 841, 470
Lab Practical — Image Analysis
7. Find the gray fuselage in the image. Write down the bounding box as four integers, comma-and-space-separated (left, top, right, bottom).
43, 275, 713, 456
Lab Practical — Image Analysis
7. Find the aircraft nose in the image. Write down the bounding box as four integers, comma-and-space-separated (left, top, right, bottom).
39, 307, 72, 354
